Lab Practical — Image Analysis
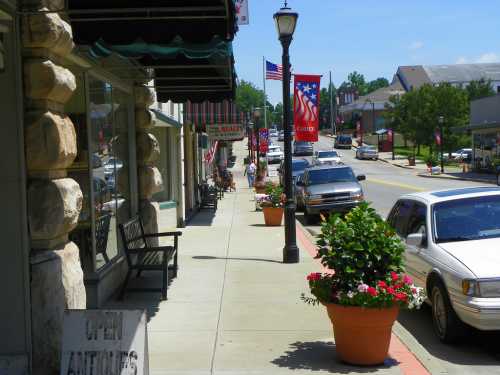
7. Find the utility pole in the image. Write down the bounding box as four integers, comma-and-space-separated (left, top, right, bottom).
329, 71, 335, 136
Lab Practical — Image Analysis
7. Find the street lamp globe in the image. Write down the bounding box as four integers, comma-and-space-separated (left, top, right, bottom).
273, 4, 298, 40
254, 107, 262, 120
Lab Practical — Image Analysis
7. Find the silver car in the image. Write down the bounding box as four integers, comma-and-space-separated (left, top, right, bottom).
387, 187, 500, 343
297, 165, 366, 223
356, 145, 378, 160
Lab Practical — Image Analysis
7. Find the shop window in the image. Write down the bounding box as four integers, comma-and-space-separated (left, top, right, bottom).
67, 73, 134, 273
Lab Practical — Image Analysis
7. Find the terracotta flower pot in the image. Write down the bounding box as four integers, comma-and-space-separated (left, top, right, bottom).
324, 303, 399, 365
262, 207, 284, 226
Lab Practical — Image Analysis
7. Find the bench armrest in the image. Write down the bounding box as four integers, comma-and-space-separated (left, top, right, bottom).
126, 246, 174, 254
143, 231, 182, 238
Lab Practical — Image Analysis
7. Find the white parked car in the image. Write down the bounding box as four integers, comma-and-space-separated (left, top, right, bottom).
387, 187, 500, 343
266, 145, 284, 164
312, 150, 341, 165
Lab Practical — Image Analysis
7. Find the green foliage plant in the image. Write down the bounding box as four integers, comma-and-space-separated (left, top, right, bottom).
301, 203, 425, 309
263, 182, 284, 208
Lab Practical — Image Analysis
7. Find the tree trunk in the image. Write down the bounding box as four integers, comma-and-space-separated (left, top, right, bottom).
417, 143, 421, 156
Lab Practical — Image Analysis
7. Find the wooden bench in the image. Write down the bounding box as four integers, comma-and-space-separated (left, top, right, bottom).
118, 216, 181, 300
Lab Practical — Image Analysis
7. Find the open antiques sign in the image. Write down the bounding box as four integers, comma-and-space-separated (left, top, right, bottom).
207, 123, 245, 141
60, 310, 149, 375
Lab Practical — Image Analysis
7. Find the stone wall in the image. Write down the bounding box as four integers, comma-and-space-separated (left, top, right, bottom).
21, 2, 86, 374
135, 86, 163, 245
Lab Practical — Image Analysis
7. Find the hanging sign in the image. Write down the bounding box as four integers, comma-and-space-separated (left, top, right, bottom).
60, 310, 149, 375
387, 129, 393, 143
235, 0, 249, 25
293, 74, 321, 142
259, 128, 269, 153
207, 123, 245, 141
435, 129, 442, 146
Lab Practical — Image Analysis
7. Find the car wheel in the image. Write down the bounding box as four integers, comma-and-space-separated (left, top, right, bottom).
431, 281, 466, 344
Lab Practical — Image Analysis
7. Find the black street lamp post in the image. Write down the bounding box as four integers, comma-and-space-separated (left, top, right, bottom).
254, 108, 262, 174
439, 115, 445, 173
274, 3, 299, 264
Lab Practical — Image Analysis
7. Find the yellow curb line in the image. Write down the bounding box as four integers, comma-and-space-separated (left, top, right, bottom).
368, 177, 426, 192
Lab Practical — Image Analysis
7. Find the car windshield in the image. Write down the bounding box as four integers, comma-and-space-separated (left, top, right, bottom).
295, 141, 310, 146
308, 168, 356, 185
433, 195, 500, 243
338, 136, 351, 142
269, 146, 280, 152
318, 151, 339, 158
292, 160, 309, 171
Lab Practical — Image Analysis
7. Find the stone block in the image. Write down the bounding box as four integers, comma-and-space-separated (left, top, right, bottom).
135, 108, 156, 129
22, 11, 74, 56
25, 111, 77, 174
31, 241, 86, 375
139, 200, 160, 247
24, 59, 76, 104
136, 131, 160, 165
134, 85, 155, 108
138, 166, 163, 199
28, 178, 83, 249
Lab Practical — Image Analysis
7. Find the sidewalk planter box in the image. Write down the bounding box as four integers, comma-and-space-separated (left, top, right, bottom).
303, 203, 425, 366
262, 207, 283, 226
324, 304, 399, 365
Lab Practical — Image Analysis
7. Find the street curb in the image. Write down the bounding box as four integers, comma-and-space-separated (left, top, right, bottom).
417, 173, 497, 185
296, 221, 437, 375
378, 157, 424, 171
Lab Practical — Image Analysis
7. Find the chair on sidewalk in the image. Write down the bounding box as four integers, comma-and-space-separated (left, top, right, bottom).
118, 216, 182, 300
199, 182, 218, 211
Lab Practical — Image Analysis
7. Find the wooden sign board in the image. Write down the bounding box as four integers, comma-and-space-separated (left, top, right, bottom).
60, 310, 149, 375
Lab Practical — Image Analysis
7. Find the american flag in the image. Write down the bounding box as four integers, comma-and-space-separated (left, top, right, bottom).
205, 141, 218, 164
266, 60, 282, 80
294, 81, 319, 123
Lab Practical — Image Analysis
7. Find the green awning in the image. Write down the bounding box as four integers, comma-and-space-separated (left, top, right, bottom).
151, 109, 182, 129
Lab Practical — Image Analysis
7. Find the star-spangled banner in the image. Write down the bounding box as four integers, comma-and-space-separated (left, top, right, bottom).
293, 74, 322, 142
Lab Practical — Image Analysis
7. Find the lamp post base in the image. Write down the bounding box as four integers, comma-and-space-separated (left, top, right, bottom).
283, 245, 299, 263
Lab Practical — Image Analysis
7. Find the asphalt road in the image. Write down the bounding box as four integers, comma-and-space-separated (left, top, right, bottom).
268, 134, 500, 374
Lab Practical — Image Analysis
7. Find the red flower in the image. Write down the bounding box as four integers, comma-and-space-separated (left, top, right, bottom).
386, 287, 395, 295
378, 281, 388, 289
394, 283, 404, 290
390, 272, 400, 282
394, 292, 408, 301
307, 272, 321, 281
367, 287, 378, 297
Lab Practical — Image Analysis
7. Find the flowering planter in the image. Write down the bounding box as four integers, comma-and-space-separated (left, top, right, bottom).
255, 185, 267, 194
324, 304, 399, 365
262, 207, 284, 226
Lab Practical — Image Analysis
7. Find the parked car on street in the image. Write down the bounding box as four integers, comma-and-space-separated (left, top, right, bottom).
104, 157, 123, 177
278, 130, 285, 141
266, 144, 284, 164
334, 135, 352, 149
278, 158, 309, 186
387, 187, 500, 343
293, 141, 313, 156
356, 145, 379, 160
297, 164, 365, 223
313, 150, 342, 165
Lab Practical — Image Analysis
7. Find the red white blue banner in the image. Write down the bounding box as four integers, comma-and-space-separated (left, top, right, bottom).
293, 74, 321, 142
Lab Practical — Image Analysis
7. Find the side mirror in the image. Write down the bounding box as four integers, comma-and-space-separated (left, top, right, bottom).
356, 175, 366, 181
406, 233, 426, 248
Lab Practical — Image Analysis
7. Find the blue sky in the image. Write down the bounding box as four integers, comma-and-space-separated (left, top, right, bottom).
232, 0, 500, 105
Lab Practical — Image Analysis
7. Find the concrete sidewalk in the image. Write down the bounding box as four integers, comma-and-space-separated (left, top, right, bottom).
108, 140, 429, 375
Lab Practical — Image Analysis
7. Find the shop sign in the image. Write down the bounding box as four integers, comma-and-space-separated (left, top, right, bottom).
259, 128, 269, 153
207, 123, 245, 141
60, 310, 149, 375
235, 0, 249, 25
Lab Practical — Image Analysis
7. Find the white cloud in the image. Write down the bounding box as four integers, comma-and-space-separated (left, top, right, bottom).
409, 41, 424, 50
456, 56, 468, 64
475, 53, 500, 63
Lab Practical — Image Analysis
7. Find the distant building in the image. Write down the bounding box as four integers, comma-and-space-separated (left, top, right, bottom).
394, 63, 500, 93
463, 94, 500, 172
339, 81, 405, 134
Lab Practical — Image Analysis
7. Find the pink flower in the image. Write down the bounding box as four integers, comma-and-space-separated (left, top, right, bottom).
403, 275, 413, 285
367, 287, 378, 297
390, 272, 400, 282
357, 283, 369, 293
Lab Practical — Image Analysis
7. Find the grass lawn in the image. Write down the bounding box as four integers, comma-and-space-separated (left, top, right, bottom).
393, 146, 462, 167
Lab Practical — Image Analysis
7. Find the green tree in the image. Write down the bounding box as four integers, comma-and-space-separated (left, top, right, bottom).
235, 80, 272, 127
366, 78, 390, 94
465, 78, 496, 101
318, 84, 337, 130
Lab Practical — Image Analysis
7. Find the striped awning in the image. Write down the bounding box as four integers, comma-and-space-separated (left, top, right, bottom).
184, 100, 245, 131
